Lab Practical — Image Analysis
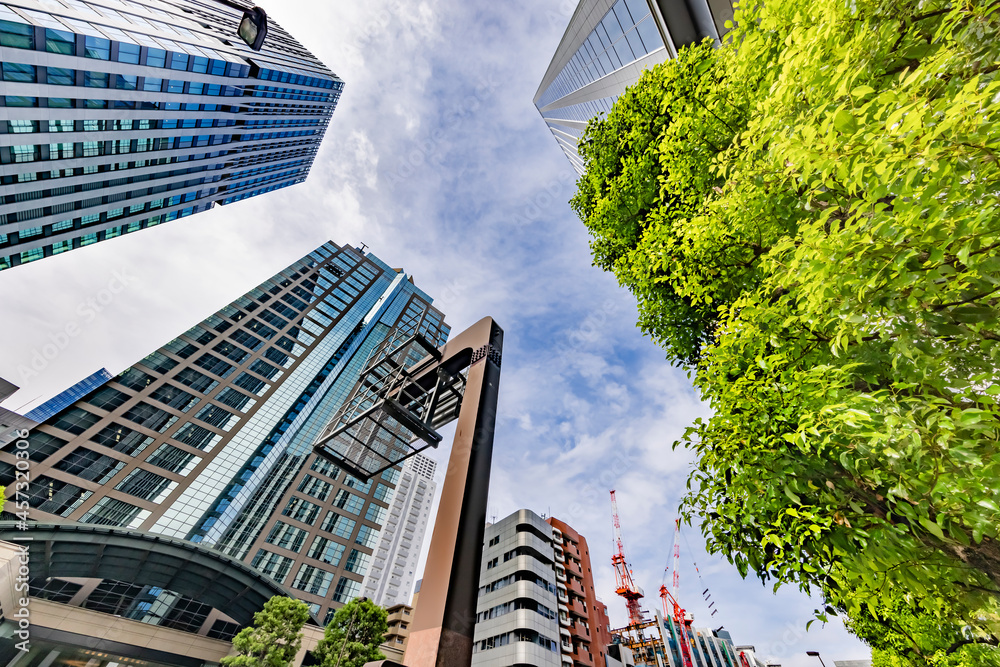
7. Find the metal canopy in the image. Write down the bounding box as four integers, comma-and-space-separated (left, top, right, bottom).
313, 328, 468, 481
0, 522, 311, 627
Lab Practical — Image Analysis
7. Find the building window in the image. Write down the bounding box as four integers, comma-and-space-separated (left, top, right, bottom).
343, 550, 370, 575
333, 490, 363, 515
80, 497, 143, 526
45, 28, 75, 55
332, 576, 361, 604
251, 549, 294, 584
2, 62, 35, 82
84, 35, 110, 59
0, 19, 35, 49
265, 521, 309, 552
51, 407, 100, 435
321, 511, 356, 539
47, 67, 74, 85
292, 564, 334, 597
307, 536, 345, 566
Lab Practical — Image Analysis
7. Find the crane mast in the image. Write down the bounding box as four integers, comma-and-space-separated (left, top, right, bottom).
660, 519, 695, 667
610, 490, 645, 629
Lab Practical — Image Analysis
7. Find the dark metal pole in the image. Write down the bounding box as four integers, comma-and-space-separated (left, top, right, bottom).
404, 318, 503, 667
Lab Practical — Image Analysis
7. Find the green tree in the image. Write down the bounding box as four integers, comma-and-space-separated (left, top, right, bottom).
572, 0, 1000, 658
845, 596, 1000, 666
310, 598, 388, 667
222, 596, 311, 667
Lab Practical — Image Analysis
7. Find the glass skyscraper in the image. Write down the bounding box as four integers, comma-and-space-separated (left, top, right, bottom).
0, 0, 342, 270
0, 241, 450, 623
534, 0, 732, 173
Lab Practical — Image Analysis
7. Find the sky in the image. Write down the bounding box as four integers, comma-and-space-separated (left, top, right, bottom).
0, 0, 871, 664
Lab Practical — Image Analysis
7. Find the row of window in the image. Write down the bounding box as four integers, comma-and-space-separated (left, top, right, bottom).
4, 134, 231, 164
473, 629, 560, 654
250, 549, 361, 603
1, 152, 226, 187
476, 598, 558, 623
0, 13, 247, 77
2, 93, 238, 113
478, 571, 559, 597
263, 521, 373, 572
0, 207, 197, 269
0, 61, 240, 96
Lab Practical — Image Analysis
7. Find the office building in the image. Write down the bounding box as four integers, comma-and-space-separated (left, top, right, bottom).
657, 610, 767, 667
474, 509, 562, 667
473, 510, 612, 667
534, 0, 733, 173
361, 452, 437, 607
0, 0, 342, 270
0, 240, 450, 625
24, 367, 112, 421
546, 517, 613, 667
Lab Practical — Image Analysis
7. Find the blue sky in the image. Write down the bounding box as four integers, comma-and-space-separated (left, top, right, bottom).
0, 0, 870, 663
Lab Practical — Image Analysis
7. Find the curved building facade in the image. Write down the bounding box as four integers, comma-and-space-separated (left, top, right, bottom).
0, 524, 323, 667
473, 509, 562, 667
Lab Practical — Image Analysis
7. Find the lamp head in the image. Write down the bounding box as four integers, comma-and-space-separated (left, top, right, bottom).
237, 7, 267, 51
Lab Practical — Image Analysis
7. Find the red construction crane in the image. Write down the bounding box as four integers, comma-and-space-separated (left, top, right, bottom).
660, 519, 695, 667
610, 490, 645, 630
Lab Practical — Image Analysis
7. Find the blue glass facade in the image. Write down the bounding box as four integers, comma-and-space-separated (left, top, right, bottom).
24, 366, 111, 421
0, 0, 342, 270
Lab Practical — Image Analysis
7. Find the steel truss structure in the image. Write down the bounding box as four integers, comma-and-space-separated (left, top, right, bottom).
313, 316, 503, 667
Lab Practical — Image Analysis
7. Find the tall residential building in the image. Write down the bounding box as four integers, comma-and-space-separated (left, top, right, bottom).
361, 452, 437, 607
473, 510, 612, 667
0, 0, 342, 270
0, 240, 450, 625
534, 0, 733, 173
547, 517, 613, 667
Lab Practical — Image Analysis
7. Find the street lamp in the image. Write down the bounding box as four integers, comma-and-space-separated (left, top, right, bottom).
806, 651, 828, 667
214, 1, 268, 51
236, 6, 267, 51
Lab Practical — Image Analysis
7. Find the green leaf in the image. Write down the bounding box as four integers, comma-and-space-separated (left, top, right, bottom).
833, 109, 858, 134
918, 517, 946, 541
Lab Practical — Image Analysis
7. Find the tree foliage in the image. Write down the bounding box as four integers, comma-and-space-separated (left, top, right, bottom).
310, 598, 388, 667
572, 0, 1000, 659
222, 596, 311, 667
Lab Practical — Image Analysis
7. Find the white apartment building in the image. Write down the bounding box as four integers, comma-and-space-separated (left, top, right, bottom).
361, 453, 437, 607
472, 509, 563, 667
